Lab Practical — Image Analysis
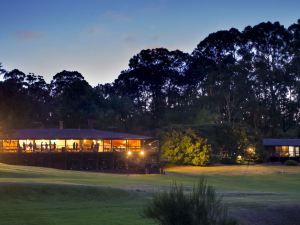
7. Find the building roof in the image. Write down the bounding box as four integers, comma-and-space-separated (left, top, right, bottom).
0, 128, 152, 140
263, 138, 300, 146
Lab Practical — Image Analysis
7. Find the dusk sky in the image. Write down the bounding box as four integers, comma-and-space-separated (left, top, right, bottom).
1, 0, 299, 86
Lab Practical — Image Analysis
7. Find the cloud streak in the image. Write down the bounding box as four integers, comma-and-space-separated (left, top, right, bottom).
103, 10, 132, 22
13, 30, 45, 41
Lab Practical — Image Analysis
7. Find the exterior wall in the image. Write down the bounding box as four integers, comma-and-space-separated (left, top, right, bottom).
0, 151, 161, 173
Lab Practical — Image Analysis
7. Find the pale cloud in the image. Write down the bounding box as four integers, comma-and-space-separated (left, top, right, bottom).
103, 10, 132, 22
12, 30, 45, 40
122, 35, 140, 49
87, 26, 105, 35
149, 35, 161, 41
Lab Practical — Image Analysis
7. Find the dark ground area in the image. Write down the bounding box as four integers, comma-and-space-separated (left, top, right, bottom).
231, 204, 300, 225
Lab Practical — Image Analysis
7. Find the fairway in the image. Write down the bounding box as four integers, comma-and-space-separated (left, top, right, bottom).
0, 163, 299, 225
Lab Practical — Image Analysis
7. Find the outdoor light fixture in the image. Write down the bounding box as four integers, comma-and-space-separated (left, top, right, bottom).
247, 147, 255, 155
127, 151, 132, 156
140, 151, 144, 156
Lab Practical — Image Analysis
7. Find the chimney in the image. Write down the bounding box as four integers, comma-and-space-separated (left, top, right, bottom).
59, 121, 64, 129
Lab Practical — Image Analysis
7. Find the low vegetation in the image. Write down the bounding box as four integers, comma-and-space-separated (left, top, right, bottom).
284, 159, 298, 166
144, 178, 237, 225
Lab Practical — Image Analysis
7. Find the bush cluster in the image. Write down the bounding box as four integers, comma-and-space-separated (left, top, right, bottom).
284, 160, 298, 166
143, 178, 238, 225
160, 129, 210, 166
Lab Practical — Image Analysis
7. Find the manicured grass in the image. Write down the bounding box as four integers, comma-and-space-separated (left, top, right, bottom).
0, 184, 154, 225
0, 163, 299, 224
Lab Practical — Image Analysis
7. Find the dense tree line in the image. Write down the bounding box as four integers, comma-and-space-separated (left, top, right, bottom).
0, 20, 299, 160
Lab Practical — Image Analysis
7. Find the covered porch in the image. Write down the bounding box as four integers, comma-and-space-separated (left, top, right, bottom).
0, 139, 143, 153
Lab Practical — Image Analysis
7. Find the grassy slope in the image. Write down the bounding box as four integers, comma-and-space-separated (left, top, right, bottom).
0, 185, 153, 225
0, 163, 299, 225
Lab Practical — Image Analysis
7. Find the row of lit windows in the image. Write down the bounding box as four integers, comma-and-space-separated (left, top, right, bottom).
275, 146, 300, 157
0, 139, 142, 153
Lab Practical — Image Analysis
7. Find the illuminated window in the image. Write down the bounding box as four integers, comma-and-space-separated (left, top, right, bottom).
96, 140, 103, 152
289, 146, 295, 157
18, 140, 35, 152
275, 146, 281, 156
281, 146, 289, 157
295, 147, 300, 157
2, 140, 18, 152
49, 140, 65, 151
112, 140, 126, 152
35, 140, 51, 151
66, 140, 80, 151
81, 140, 95, 151
103, 140, 112, 152
127, 140, 141, 151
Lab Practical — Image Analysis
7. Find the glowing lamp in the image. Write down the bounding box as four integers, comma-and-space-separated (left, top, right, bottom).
247, 147, 255, 155
140, 151, 144, 156
127, 151, 132, 156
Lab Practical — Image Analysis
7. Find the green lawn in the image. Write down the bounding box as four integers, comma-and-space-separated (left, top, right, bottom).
0, 163, 299, 225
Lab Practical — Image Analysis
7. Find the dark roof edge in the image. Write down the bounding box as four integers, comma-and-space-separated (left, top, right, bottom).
0, 128, 153, 140
262, 138, 300, 146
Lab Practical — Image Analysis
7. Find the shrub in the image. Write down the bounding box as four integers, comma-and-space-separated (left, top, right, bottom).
160, 129, 210, 166
143, 178, 238, 225
284, 160, 298, 166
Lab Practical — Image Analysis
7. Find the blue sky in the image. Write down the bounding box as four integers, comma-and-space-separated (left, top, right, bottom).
0, 0, 299, 85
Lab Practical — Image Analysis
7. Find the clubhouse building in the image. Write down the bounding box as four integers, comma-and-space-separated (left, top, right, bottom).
0, 128, 160, 173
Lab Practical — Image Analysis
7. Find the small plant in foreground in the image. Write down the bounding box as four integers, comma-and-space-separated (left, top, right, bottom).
284, 160, 298, 166
143, 178, 238, 225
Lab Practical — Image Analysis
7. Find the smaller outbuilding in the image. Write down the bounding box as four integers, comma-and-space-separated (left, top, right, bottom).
263, 138, 300, 162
